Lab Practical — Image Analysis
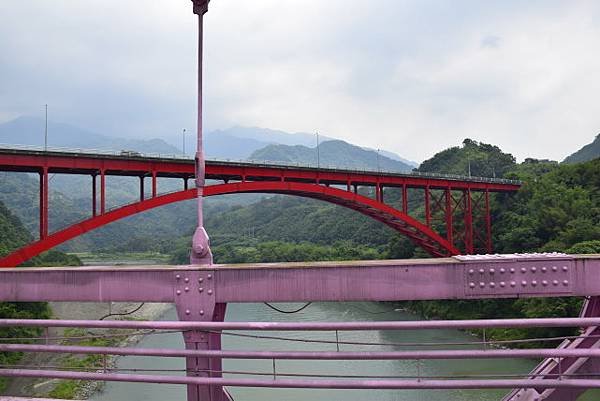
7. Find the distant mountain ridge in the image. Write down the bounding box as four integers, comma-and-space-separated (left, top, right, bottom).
564, 134, 600, 164
0, 116, 181, 154
249, 140, 413, 172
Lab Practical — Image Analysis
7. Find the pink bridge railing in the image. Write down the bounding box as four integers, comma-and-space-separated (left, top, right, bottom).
1, 254, 600, 401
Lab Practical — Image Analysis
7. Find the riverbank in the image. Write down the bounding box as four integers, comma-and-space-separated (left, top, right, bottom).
4, 302, 171, 399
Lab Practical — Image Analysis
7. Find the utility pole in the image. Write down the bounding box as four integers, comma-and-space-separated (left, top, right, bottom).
316, 131, 320, 168
44, 104, 48, 151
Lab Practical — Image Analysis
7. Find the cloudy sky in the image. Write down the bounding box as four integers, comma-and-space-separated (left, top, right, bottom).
1, 0, 599, 162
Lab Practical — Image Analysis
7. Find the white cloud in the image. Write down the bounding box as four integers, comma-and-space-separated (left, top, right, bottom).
1, 0, 599, 162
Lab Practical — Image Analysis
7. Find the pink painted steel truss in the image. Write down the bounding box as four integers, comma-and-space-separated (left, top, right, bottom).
1, 254, 600, 400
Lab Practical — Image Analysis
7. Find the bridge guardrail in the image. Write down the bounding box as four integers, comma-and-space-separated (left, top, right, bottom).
0, 143, 522, 186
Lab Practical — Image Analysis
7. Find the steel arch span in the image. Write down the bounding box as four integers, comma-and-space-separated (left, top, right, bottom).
0, 181, 459, 267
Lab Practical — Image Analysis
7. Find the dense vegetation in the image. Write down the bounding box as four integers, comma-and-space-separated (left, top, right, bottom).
0, 200, 81, 392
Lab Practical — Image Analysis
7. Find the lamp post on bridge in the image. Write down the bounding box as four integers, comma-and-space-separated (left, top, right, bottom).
190, 0, 213, 266
182, 128, 187, 157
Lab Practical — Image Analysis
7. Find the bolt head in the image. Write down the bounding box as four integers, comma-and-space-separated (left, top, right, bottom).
469, 282, 475, 288
500, 281, 506, 287
510, 268, 516, 273
542, 280, 548, 286
500, 268, 506, 274
468, 269, 475, 275
552, 266, 558, 272
184, 277, 190, 283
510, 281, 516, 287
207, 274, 213, 280
176, 290, 182, 295
208, 289, 213, 295
521, 280, 527, 287
553, 280, 559, 286
200, 310, 205, 315
541, 267, 547, 273
563, 280, 569, 286
184, 287, 190, 292
489, 282, 496, 288
531, 280, 537, 287
199, 287, 204, 293
185, 309, 190, 315
198, 278, 204, 283
521, 267, 527, 273
531, 267, 537, 273
562, 266, 568, 272
175, 274, 181, 280
489, 268, 495, 274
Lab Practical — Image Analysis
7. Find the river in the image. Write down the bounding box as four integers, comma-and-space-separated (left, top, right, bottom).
90, 301, 556, 401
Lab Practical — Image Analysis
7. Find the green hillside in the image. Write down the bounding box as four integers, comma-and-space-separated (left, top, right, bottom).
250, 140, 413, 172
564, 134, 600, 164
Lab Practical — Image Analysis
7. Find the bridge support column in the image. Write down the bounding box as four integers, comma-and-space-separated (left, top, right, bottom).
152, 172, 157, 198
425, 186, 430, 227
100, 169, 106, 215
175, 269, 229, 401
39, 167, 49, 239
464, 189, 474, 254
92, 174, 97, 217
485, 189, 492, 254
140, 176, 145, 202
445, 188, 453, 247
402, 184, 408, 214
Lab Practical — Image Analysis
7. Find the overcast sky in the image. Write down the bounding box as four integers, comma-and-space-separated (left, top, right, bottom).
1, 0, 599, 162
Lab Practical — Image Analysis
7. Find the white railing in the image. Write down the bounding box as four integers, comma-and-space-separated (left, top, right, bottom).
0, 143, 522, 185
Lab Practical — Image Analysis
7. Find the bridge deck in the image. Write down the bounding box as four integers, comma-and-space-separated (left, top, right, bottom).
0, 146, 520, 190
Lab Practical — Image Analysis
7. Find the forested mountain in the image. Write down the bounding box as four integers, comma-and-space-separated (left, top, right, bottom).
250, 140, 413, 172
563, 134, 600, 164
417, 138, 516, 178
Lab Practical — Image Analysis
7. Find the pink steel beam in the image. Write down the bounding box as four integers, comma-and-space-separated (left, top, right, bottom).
8, 343, 600, 361
0, 255, 599, 303
4, 317, 600, 331
2, 369, 600, 390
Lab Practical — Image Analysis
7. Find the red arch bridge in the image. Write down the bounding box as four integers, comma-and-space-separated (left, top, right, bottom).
1, 254, 600, 401
0, 146, 521, 266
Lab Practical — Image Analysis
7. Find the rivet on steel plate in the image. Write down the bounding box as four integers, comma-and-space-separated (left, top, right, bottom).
184, 287, 190, 292
175, 274, 181, 280
469, 282, 475, 288
208, 289, 213, 295
184, 277, 189, 283
521, 280, 527, 287
563, 280, 569, 286
521, 267, 527, 273
185, 309, 190, 315
489, 282, 496, 288
553, 280, 559, 286
479, 282, 485, 288
489, 268, 495, 275
198, 277, 204, 283
562, 266, 568, 272
531, 267, 537, 273
542, 280, 548, 286
541, 267, 547, 273
500, 281, 506, 287
176, 290, 182, 295
500, 268, 506, 274
468, 269, 475, 275
199, 287, 204, 293
531, 280, 537, 287
208, 274, 213, 280
510, 281, 516, 287
199, 310, 205, 315
479, 269, 484, 274
552, 266, 558, 272
510, 268, 516, 273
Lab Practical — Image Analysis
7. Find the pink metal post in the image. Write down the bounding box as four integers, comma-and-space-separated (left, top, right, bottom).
190, 0, 213, 266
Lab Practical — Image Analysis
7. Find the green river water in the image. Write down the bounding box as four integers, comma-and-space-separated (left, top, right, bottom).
89, 301, 591, 401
